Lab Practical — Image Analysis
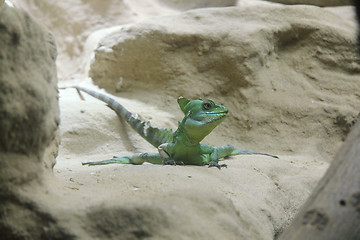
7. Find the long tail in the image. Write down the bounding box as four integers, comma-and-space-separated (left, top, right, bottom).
216, 145, 279, 159
63, 86, 173, 147
231, 148, 279, 159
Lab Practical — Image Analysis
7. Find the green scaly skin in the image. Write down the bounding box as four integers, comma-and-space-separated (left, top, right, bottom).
64, 86, 278, 169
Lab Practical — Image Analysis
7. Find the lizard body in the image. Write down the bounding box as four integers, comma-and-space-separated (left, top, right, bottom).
66, 86, 277, 168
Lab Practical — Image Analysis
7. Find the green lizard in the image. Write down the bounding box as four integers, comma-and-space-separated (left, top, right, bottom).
65, 86, 278, 169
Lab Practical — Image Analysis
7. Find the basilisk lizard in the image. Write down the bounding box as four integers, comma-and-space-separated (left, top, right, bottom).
65, 86, 278, 169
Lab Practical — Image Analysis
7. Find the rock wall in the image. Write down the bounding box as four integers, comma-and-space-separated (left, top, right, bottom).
0, 5, 59, 178
89, 3, 360, 159
158, 0, 237, 10
0, 6, 66, 239
1, 1, 359, 240
263, 0, 352, 6
10, 0, 180, 81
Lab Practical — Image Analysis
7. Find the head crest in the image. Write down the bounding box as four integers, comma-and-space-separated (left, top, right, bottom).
177, 96, 191, 114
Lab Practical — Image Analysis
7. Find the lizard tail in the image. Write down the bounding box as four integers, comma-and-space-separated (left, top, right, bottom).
64, 86, 173, 148
72, 86, 133, 120
231, 148, 279, 159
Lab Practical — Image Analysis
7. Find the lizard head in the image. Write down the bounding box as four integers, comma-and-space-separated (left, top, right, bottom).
177, 97, 228, 142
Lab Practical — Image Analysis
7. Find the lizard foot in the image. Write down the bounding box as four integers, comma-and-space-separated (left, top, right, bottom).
203, 161, 227, 169
162, 160, 185, 166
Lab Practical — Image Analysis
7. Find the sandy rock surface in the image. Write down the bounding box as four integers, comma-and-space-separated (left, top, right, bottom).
89, 3, 359, 160
2, 0, 359, 239
262, 0, 352, 7
11, 0, 238, 81
0, 5, 65, 239
0, 6, 58, 173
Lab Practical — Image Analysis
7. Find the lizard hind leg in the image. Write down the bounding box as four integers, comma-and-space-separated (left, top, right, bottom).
82, 156, 133, 166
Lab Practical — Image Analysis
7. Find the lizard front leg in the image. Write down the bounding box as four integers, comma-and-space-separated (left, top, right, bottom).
82, 153, 162, 166
200, 145, 227, 169
158, 143, 184, 166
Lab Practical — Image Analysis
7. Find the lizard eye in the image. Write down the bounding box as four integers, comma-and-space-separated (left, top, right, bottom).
202, 102, 212, 110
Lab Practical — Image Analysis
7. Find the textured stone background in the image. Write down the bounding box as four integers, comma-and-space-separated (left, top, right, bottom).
1, 1, 359, 239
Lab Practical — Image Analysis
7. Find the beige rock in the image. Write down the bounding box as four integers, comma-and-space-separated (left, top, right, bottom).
2, 1, 359, 240
1, 0, 15, 8
0, 6, 68, 239
0, 6, 58, 178
262, 0, 352, 7
55, 3, 356, 239
11, 0, 179, 81
158, 0, 237, 10
90, 4, 360, 160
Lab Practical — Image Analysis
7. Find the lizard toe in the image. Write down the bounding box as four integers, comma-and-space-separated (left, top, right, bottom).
162, 160, 185, 166
205, 162, 227, 169
162, 159, 177, 166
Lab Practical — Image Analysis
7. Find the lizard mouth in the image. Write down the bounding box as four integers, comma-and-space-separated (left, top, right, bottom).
203, 111, 228, 124
204, 110, 228, 115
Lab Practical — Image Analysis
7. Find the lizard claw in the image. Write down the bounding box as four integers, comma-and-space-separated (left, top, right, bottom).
162, 160, 185, 166
203, 161, 227, 169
